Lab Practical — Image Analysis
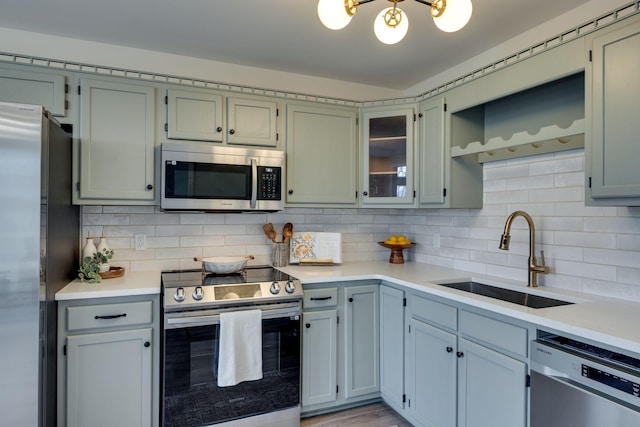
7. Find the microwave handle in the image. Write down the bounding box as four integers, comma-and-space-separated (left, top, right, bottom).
250, 158, 257, 209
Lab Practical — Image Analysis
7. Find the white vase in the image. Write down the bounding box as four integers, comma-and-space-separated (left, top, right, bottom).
82, 237, 96, 260
96, 237, 110, 272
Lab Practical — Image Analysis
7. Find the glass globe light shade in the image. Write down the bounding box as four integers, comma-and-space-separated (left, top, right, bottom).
318, 0, 353, 30
374, 7, 409, 45
433, 0, 473, 33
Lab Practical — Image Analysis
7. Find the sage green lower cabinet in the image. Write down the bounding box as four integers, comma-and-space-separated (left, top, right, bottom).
302, 287, 339, 408
301, 282, 380, 415
407, 318, 457, 427
343, 284, 379, 399
403, 293, 530, 427
302, 309, 338, 407
57, 294, 160, 427
457, 338, 527, 427
66, 328, 153, 427
379, 285, 405, 412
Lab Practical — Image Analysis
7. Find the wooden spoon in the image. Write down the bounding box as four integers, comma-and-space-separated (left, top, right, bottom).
283, 222, 293, 243
263, 223, 277, 242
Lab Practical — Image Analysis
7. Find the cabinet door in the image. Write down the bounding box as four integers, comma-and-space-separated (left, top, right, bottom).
379, 285, 405, 410
362, 107, 415, 206
227, 96, 277, 146
407, 318, 457, 427
343, 284, 379, 399
418, 97, 446, 205
166, 88, 223, 142
457, 338, 526, 427
79, 78, 155, 202
589, 19, 640, 199
0, 66, 67, 116
66, 328, 153, 427
286, 104, 357, 205
302, 310, 338, 407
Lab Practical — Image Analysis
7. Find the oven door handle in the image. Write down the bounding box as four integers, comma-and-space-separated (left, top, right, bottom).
165, 307, 301, 329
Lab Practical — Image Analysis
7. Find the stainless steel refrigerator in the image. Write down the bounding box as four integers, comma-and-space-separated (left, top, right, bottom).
0, 102, 79, 427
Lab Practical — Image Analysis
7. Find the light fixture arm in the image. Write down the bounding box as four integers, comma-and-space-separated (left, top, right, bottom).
349, 0, 448, 19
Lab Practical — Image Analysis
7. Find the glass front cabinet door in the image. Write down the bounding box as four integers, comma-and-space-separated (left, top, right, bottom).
361, 106, 416, 206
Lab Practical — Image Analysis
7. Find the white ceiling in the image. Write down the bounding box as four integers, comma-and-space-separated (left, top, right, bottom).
0, 0, 594, 90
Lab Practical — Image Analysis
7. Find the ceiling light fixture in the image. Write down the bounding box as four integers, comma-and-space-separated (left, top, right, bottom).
317, 0, 473, 45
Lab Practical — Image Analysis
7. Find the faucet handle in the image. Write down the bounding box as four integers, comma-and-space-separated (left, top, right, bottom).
539, 250, 550, 274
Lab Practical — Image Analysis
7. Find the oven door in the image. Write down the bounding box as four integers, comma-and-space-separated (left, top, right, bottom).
162, 305, 301, 427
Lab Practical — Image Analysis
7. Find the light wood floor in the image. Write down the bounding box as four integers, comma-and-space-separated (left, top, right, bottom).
300, 403, 413, 427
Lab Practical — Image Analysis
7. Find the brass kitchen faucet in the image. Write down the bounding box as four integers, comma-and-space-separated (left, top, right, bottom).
499, 210, 550, 287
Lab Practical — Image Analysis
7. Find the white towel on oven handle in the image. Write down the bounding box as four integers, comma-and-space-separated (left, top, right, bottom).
217, 309, 263, 387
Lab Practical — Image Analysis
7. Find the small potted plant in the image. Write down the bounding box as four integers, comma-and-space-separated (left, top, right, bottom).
78, 248, 114, 283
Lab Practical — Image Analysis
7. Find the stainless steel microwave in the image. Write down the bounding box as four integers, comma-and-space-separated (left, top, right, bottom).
161, 142, 284, 212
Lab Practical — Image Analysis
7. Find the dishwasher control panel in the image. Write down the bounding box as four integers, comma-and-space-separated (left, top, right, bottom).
531, 331, 640, 408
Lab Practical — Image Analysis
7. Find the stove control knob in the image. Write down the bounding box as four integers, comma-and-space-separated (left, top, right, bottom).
285, 280, 296, 294
270, 281, 281, 295
192, 286, 204, 301
174, 287, 186, 302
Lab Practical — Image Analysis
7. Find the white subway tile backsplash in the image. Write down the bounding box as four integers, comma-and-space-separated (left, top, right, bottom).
82, 152, 640, 301
584, 248, 640, 269
156, 225, 203, 236
554, 231, 616, 249
554, 260, 617, 281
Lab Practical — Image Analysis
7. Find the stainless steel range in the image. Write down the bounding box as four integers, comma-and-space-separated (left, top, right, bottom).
161, 266, 303, 427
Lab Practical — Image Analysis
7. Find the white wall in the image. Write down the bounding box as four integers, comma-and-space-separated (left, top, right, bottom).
404, 0, 634, 97
82, 149, 640, 301
0, 27, 401, 102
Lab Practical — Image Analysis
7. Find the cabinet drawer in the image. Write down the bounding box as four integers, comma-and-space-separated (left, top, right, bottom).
303, 288, 338, 309
66, 301, 153, 332
460, 310, 528, 357
411, 294, 457, 331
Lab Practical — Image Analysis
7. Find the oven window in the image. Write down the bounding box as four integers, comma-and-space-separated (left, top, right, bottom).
163, 317, 300, 426
164, 161, 251, 200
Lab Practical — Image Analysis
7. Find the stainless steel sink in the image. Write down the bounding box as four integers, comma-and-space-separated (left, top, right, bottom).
436, 281, 573, 309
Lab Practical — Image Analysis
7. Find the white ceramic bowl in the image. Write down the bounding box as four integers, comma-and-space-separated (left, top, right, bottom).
199, 256, 251, 274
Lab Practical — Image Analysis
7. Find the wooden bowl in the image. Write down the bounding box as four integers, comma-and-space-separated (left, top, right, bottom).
98, 266, 125, 279
377, 241, 415, 264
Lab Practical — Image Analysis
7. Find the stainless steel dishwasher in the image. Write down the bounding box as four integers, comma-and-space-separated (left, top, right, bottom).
530, 331, 640, 427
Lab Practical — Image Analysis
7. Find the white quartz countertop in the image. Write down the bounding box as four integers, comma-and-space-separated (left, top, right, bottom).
55, 261, 640, 356
279, 261, 640, 356
55, 270, 161, 300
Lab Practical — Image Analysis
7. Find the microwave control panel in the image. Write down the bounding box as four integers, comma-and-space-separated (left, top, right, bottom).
257, 166, 281, 200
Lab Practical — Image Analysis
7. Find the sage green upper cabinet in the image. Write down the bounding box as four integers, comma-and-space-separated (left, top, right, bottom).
418, 97, 446, 206
165, 90, 279, 147
586, 15, 640, 205
0, 65, 68, 117
286, 103, 357, 206
77, 77, 156, 204
361, 106, 416, 207
227, 96, 278, 147
166, 88, 223, 142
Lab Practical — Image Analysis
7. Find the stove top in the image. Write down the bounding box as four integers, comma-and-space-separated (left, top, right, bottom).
161, 266, 303, 311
